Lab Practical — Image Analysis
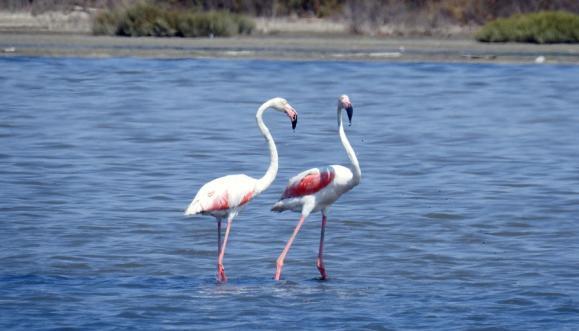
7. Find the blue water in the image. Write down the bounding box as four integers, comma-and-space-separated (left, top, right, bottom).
1, 57, 579, 330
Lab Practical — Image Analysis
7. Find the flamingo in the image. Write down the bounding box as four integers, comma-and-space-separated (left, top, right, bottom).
185, 97, 298, 283
272, 95, 361, 281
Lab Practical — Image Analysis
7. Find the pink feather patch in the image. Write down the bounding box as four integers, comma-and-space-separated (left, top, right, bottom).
207, 190, 229, 211
282, 168, 335, 199
240, 190, 254, 205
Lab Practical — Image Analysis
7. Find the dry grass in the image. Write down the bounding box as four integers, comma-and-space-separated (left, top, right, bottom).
254, 17, 347, 35
2, 0, 579, 38
342, 0, 579, 36
0, 9, 92, 33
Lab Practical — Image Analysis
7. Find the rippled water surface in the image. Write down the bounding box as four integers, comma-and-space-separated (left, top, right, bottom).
1, 57, 579, 330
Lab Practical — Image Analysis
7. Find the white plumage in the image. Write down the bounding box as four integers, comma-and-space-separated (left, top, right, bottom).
185, 174, 257, 218
272, 95, 361, 281
185, 97, 298, 283
271, 164, 357, 214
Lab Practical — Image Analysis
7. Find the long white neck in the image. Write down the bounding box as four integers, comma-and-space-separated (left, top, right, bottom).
338, 107, 361, 184
255, 100, 278, 194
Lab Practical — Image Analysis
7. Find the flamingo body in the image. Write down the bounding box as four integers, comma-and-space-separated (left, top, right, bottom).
272, 165, 357, 214
185, 97, 298, 283
186, 174, 256, 218
281, 166, 335, 199
272, 95, 361, 281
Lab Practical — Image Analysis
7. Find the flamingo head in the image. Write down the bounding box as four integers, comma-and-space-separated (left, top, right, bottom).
271, 97, 298, 130
339, 95, 353, 126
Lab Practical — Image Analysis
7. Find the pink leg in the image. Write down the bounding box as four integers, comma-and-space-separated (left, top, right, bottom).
216, 218, 224, 282
316, 211, 328, 280
217, 218, 222, 256
217, 215, 233, 283
275, 215, 306, 280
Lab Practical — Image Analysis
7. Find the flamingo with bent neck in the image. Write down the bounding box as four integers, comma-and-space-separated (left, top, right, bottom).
185, 97, 298, 283
271, 95, 361, 281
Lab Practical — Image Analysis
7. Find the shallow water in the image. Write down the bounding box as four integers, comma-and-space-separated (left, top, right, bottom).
1, 57, 579, 330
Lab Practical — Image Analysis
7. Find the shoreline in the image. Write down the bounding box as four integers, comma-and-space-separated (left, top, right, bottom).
2, 32, 579, 64
1, 9, 578, 64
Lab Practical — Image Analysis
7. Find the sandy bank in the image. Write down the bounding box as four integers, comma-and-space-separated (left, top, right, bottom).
1, 32, 579, 64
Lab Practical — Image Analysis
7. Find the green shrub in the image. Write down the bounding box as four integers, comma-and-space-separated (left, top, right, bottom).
92, 2, 255, 38
115, 3, 174, 37
233, 14, 256, 35
92, 10, 121, 35
476, 11, 579, 43
173, 11, 256, 37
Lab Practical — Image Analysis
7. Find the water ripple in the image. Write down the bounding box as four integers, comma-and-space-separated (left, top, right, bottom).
1, 58, 579, 330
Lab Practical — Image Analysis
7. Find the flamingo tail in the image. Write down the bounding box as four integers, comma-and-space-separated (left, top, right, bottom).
185, 200, 203, 216
271, 201, 286, 213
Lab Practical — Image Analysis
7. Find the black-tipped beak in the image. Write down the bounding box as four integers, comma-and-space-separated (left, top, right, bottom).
345, 105, 353, 126
291, 113, 298, 130
284, 104, 298, 131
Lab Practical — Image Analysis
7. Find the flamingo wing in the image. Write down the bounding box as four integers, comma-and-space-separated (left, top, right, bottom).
281, 166, 335, 199
185, 175, 256, 215
203, 187, 231, 211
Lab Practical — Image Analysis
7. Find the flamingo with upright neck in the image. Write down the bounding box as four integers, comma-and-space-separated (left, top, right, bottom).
185, 97, 298, 283
272, 95, 361, 281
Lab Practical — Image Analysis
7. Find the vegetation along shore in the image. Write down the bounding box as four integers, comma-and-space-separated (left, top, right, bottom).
1, 0, 579, 63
